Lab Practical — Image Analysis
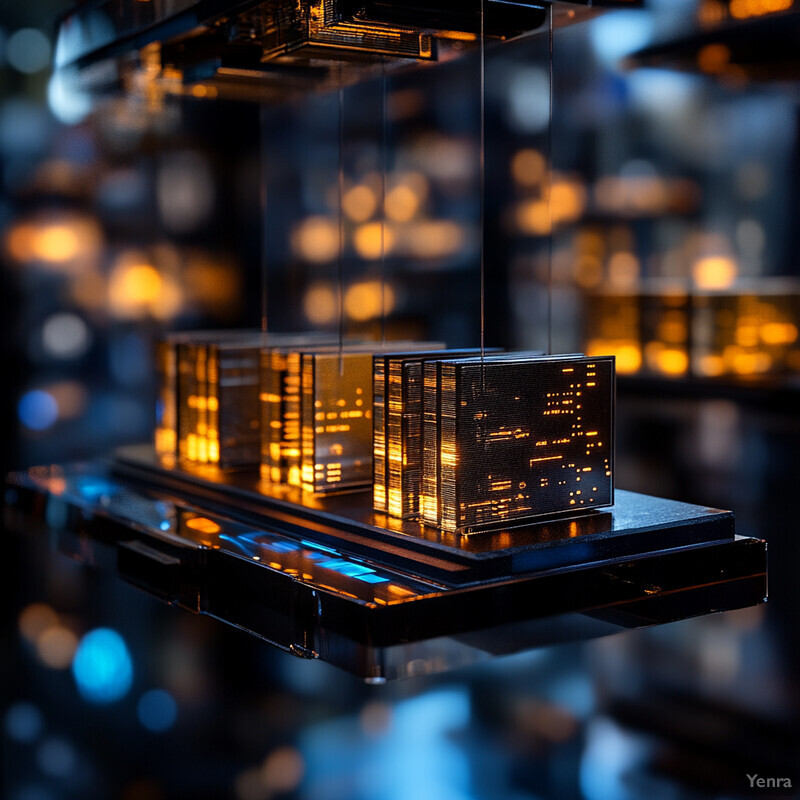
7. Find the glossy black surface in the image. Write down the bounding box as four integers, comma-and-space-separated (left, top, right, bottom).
4, 458, 766, 679
112, 444, 737, 582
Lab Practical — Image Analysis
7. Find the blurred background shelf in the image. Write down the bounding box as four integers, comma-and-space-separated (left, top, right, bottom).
629, 8, 800, 81
618, 372, 800, 411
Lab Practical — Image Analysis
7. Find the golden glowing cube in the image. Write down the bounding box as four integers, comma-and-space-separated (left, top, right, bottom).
296, 342, 442, 494
372, 346, 456, 516
258, 333, 341, 486
167, 330, 265, 468
155, 338, 178, 465
301, 351, 374, 492
206, 340, 262, 469
177, 340, 206, 465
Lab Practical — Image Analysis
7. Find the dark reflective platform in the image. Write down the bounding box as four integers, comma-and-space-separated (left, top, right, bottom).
5, 452, 767, 680
113, 444, 739, 582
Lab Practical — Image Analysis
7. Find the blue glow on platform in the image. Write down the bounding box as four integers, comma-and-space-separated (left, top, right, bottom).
267, 540, 301, 553
220, 530, 389, 584
301, 539, 338, 554
72, 628, 133, 704
318, 558, 389, 584
77, 477, 117, 501
218, 533, 253, 554
137, 689, 177, 732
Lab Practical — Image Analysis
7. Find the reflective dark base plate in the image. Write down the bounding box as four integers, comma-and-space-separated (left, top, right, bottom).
112, 444, 738, 584
4, 450, 767, 680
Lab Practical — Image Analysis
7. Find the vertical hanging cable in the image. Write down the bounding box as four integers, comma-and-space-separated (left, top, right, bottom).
479, 0, 486, 365
260, 104, 269, 338
380, 58, 388, 345
338, 67, 346, 374
546, 6, 554, 355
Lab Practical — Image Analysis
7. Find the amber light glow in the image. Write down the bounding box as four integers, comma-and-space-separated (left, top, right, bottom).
31, 225, 82, 262
692, 288, 799, 377
185, 517, 221, 534
108, 254, 183, 319
385, 172, 428, 222
5, 214, 103, 272
401, 220, 465, 259
303, 282, 339, 325
693, 256, 738, 289
353, 222, 395, 260
343, 184, 378, 223
697, 43, 731, 74
587, 340, 641, 374
646, 343, 689, 376
729, 0, 792, 19
344, 280, 395, 321
511, 148, 547, 187
292, 216, 339, 262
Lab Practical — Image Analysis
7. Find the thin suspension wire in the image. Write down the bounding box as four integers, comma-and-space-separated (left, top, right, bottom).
479, 0, 486, 366
380, 59, 388, 345
337, 68, 345, 374
546, 7, 554, 355
260, 104, 269, 339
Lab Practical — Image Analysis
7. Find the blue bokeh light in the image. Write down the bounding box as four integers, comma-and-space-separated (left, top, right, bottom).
18, 390, 58, 431
589, 10, 654, 68
12, 785, 57, 800
301, 688, 472, 800
36, 736, 76, 778
4, 702, 43, 743
47, 70, 92, 125
72, 628, 133, 704
137, 689, 178, 733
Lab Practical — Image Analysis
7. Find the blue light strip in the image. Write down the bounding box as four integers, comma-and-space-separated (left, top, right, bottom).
301, 539, 339, 555
219, 530, 390, 584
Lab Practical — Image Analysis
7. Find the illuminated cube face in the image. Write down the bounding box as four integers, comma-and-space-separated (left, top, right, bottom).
155, 339, 178, 465
206, 342, 262, 469
260, 337, 429, 489
168, 331, 334, 472
177, 341, 207, 465
425, 354, 615, 533
176, 337, 263, 469
168, 331, 261, 468
374, 347, 494, 519
259, 334, 350, 486
261, 348, 305, 486
301, 351, 375, 493
296, 342, 443, 494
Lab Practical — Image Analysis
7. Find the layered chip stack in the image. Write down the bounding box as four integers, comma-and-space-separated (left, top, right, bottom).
156, 329, 265, 468
422, 353, 615, 532
372, 348, 502, 518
